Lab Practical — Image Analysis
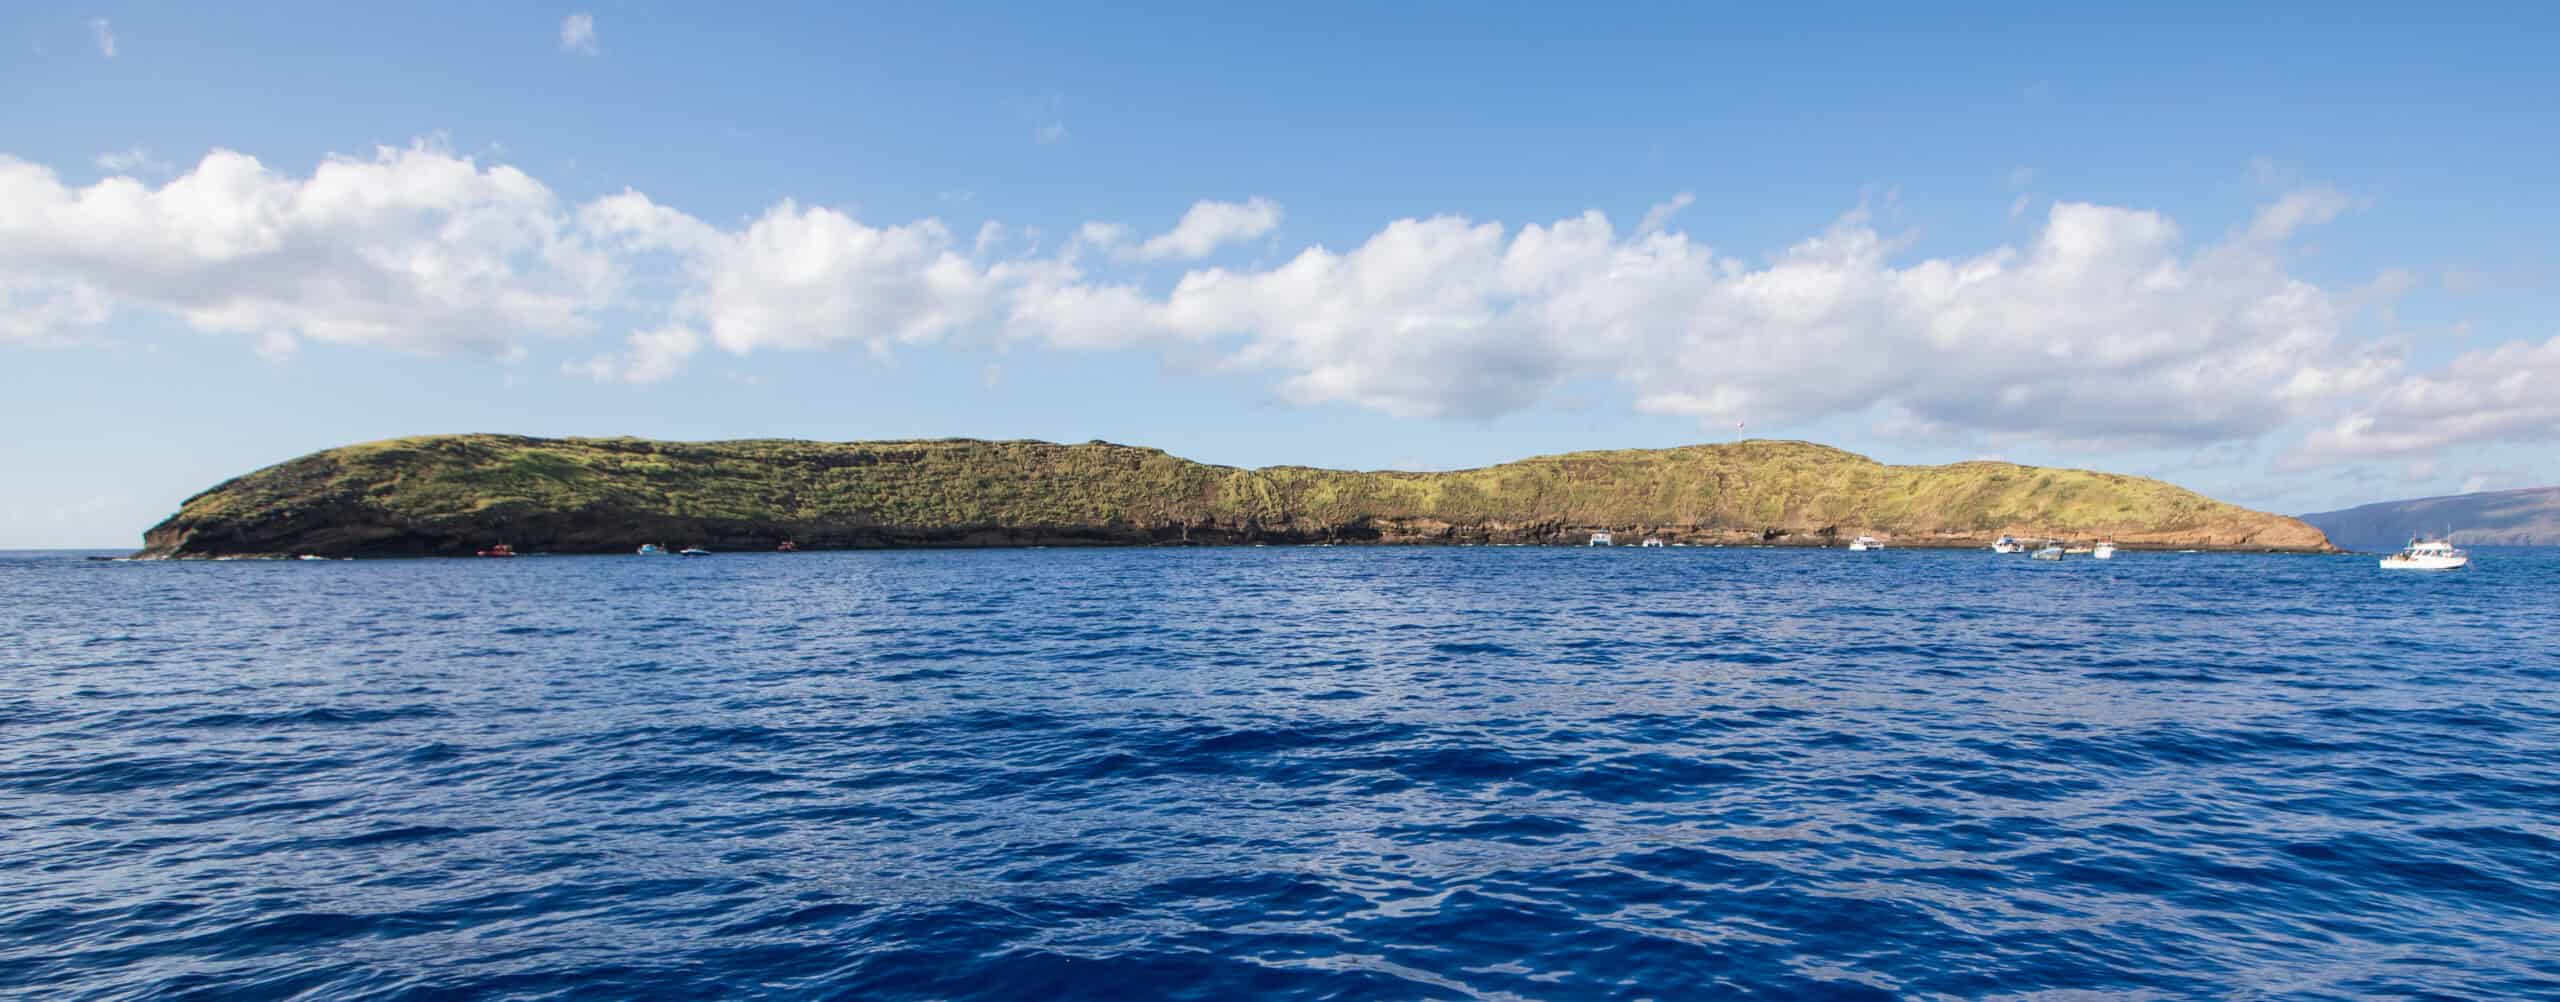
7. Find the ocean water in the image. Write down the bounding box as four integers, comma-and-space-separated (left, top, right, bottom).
4, 545, 2557, 1000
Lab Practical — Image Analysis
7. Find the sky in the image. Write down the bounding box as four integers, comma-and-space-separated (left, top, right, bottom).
5, 3, 2558, 547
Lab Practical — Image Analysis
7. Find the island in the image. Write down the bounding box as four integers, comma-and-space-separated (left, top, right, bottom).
136, 435, 2334, 558
2301, 485, 2560, 552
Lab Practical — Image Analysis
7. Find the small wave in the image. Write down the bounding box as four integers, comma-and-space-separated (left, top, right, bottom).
174, 705, 451, 729
1429, 641, 1521, 657
6, 546, 2558, 999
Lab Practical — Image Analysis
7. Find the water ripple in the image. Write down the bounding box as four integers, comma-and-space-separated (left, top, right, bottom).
3, 546, 2558, 999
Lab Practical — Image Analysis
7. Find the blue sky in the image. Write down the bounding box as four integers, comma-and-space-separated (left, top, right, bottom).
5, 3, 2557, 547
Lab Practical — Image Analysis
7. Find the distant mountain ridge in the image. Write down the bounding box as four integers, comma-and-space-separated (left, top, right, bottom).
137, 434, 2333, 558
2300, 486, 2560, 552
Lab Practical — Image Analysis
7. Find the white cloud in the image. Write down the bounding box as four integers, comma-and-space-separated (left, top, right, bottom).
89, 19, 115, 58
568, 325, 698, 384
2456, 465, 2535, 495
95, 149, 171, 175
2292, 336, 2560, 464
579, 189, 723, 257
2244, 186, 2355, 242
1033, 122, 1069, 144
1129, 213, 1566, 416
560, 13, 598, 55
2352, 267, 2419, 303
1635, 193, 1694, 237
0, 143, 615, 352
7, 142, 2463, 461
1000, 198, 2382, 439
1070, 221, 1131, 253
584, 193, 1000, 357
1127, 198, 1282, 261
0, 281, 110, 343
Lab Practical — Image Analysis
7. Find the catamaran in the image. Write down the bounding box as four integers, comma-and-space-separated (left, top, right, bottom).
2380, 538, 2468, 571
1588, 531, 1613, 547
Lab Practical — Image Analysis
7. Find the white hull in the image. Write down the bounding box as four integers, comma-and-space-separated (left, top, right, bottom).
2381, 539, 2469, 571
2092, 544, 2115, 560
2380, 555, 2468, 571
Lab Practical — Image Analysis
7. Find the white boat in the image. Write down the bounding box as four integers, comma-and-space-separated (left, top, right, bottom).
2031, 543, 2064, 560
1992, 535, 2024, 554
1588, 531, 1613, 547
2092, 541, 2116, 560
2380, 539, 2468, 571
1639, 537, 1665, 548
678, 547, 712, 557
638, 544, 667, 555
1848, 535, 1882, 551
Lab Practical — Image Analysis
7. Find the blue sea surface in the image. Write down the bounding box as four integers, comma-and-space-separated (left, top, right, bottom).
4, 546, 2557, 999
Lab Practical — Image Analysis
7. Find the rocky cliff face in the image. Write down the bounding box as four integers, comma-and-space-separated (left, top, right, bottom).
137, 435, 2333, 558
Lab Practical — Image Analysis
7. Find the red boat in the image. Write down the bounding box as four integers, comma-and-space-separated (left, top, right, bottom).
476, 544, 518, 558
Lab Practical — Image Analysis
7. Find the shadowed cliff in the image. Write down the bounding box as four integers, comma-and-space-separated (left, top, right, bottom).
138, 434, 2333, 557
